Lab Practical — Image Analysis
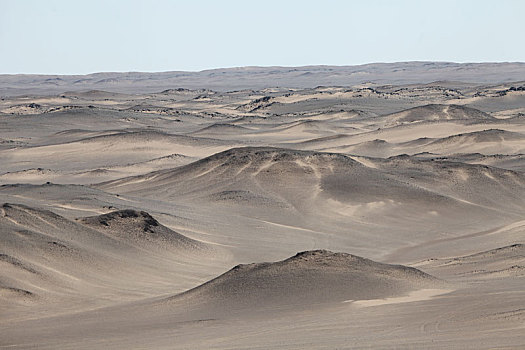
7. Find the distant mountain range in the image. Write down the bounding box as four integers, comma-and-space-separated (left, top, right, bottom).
1, 62, 525, 96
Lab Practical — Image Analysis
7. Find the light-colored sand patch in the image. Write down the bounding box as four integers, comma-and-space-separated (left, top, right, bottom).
55, 204, 107, 214
325, 198, 361, 216
294, 160, 322, 179
487, 220, 525, 236
256, 219, 323, 234
348, 156, 378, 169
347, 288, 453, 307
457, 169, 470, 181
325, 198, 395, 217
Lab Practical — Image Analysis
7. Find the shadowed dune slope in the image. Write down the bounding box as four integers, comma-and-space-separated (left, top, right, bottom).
168, 250, 442, 309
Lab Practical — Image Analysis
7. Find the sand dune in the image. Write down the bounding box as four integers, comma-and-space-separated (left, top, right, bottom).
336, 139, 393, 157
0, 203, 129, 308
373, 156, 525, 213
168, 250, 442, 310
382, 104, 495, 126
79, 209, 206, 250
0, 130, 237, 184
431, 128, 523, 143
97, 147, 525, 215
0, 203, 230, 318
190, 123, 253, 136
447, 243, 525, 265
304, 126, 525, 158
97, 147, 432, 203
432, 153, 525, 172
412, 243, 525, 282
0, 153, 195, 185
93, 146, 525, 266
420, 129, 525, 155
0, 183, 133, 217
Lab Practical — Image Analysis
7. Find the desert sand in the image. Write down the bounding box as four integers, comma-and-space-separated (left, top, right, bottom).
1, 63, 524, 349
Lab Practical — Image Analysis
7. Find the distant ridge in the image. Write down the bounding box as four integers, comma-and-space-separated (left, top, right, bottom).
1, 62, 525, 95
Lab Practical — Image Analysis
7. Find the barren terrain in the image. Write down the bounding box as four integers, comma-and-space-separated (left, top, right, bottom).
1, 63, 524, 349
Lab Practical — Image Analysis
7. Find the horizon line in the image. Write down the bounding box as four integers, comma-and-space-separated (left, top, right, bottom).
2, 60, 525, 77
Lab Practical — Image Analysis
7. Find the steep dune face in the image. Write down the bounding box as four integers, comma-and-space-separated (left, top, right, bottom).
168, 250, 442, 310
383, 104, 495, 126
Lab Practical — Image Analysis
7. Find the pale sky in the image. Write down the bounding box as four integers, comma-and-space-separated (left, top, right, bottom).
1, 0, 523, 74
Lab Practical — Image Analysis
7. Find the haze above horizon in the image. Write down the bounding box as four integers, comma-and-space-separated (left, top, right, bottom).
1, 0, 523, 75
